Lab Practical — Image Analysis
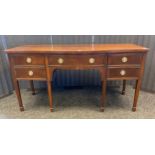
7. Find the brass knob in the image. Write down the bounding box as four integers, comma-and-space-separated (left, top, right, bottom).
121, 57, 128, 63
57, 58, 64, 64
26, 57, 32, 63
89, 58, 95, 64
28, 70, 34, 76
120, 70, 126, 76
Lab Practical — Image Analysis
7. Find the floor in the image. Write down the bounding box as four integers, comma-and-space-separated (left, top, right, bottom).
0, 85, 155, 119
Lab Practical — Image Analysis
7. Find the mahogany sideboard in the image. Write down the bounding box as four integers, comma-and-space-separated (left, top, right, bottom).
5, 44, 148, 112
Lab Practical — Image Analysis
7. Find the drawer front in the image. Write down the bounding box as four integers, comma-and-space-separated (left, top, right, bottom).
15, 68, 46, 79
13, 55, 45, 65
108, 54, 142, 65
108, 68, 140, 79
48, 55, 105, 66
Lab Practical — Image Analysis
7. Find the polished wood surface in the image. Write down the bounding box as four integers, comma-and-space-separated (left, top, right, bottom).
6, 44, 148, 112
6, 44, 148, 54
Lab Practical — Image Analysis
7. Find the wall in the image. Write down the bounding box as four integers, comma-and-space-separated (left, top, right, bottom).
0, 36, 13, 97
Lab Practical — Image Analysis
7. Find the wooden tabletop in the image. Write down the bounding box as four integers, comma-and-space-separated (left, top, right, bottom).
5, 44, 148, 54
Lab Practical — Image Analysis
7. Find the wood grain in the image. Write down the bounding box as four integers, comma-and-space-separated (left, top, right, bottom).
108, 53, 142, 65
6, 44, 148, 54
15, 68, 46, 79
107, 68, 140, 79
48, 54, 105, 66
12, 55, 45, 65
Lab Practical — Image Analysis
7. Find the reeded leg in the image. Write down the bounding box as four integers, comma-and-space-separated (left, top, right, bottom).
100, 79, 107, 112
132, 79, 141, 112
47, 81, 53, 112
30, 80, 36, 95
14, 80, 24, 111
121, 80, 126, 95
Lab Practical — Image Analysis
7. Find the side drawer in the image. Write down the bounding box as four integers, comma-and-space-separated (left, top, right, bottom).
15, 68, 46, 80
107, 68, 140, 79
12, 55, 45, 65
108, 53, 142, 65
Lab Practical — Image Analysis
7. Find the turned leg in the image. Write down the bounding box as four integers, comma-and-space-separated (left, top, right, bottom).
30, 80, 36, 95
132, 79, 141, 112
47, 81, 53, 112
121, 80, 126, 95
14, 80, 24, 111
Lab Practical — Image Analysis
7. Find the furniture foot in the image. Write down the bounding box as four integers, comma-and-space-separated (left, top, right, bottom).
121, 80, 126, 95
132, 107, 136, 112
122, 90, 125, 95
30, 80, 36, 95
20, 106, 25, 112
100, 107, 104, 112
50, 108, 54, 112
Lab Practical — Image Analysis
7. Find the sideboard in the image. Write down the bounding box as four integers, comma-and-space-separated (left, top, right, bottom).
5, 44, 148, 112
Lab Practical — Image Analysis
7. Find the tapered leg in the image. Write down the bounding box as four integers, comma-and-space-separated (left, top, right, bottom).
132, 79, 141, 112
100, 79, 107, 112
121, 80, 126, 95
30, 80, 36, 95
14, 80, 24, 111
99, 67, 107, 112
47, 81, 53, 112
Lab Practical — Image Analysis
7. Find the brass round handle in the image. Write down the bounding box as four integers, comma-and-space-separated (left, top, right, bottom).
28, 70, 34, 76
89, 58, 95, 64
120, 70, 126, 76
26, 57, 32, 63
121, 57, 128, 63
57, 58, 64, 64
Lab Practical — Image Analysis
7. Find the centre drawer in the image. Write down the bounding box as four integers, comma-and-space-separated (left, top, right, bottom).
48, 55, 105, 66
108, 68, 140, 79
15, 68, 46, 79
108, 53, 142, 65
12, 55, 45, 66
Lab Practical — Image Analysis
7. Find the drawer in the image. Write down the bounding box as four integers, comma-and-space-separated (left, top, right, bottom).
12, 55, 45, 65
48, 55, 105, 66
108, 68, 140, 79
108, 54, 142, 65
15, 68, 46, 79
